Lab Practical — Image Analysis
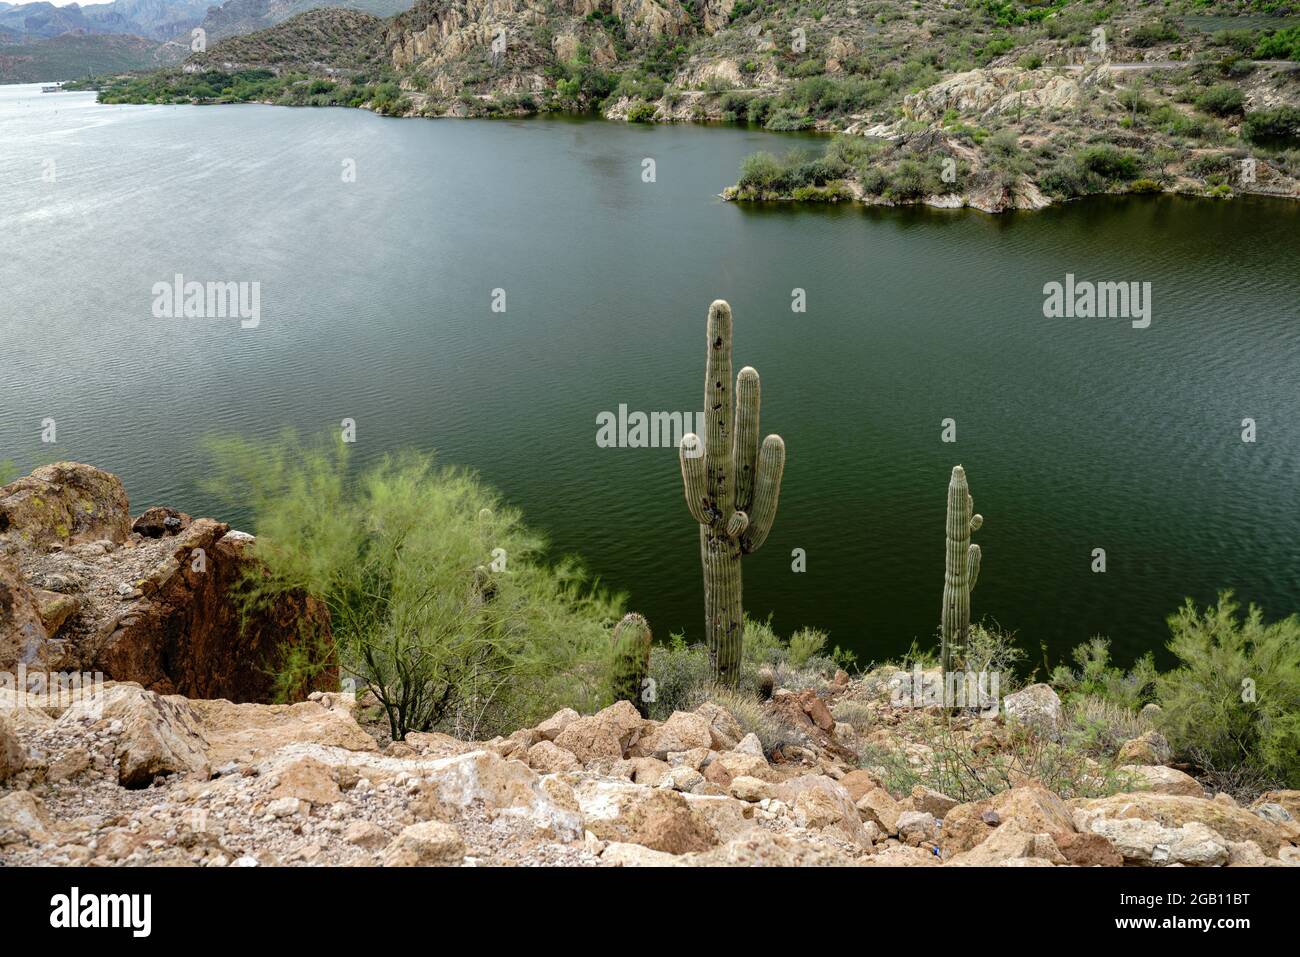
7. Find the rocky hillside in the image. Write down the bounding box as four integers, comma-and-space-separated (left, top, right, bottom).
0, 463, 334, 704
91, 0, 1300, 210
198, 0, 416, 44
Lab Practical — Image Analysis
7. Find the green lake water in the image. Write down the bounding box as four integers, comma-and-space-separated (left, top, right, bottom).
2, 83, 1298, 668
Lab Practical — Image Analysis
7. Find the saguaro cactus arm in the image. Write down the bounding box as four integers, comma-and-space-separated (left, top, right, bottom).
680, 434, 710, 525
740, 434, 784, 553
732, 366, 761, 512
967, 543, 981, 593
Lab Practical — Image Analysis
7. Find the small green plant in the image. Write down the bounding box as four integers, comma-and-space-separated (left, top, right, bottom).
1050, 637, 1157, 711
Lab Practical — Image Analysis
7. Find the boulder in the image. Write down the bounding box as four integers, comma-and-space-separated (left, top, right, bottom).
0, 791, 53, 847
733, 732, 765, 758
1118, 764, 1203, 797
1116, 730, 1172, 766
188, 697, 377, 766
534, 708, 579, 741
729, 775, 773, 802
1084, 817, 1229, 866
268, 755, 343, 805
1073, 792, 1291, 856
1256, 791, 1300, 819
1001, 684, 1062, 734
910, 785, 959, 818
419, 750, 581, 840
778, 775, 873, 849
0, 462, 130, 548
942, 785, 1077, 857
856, 787, 903, 834
573, 779, 719, 854
527, 740, 582, 774
840, 769, 883, 803
946, 822, 1066, 866
1053, 830, 1124, 867
897, 810, 940, 847
57, 684, 210, 787
695, 701, 743, 750
382, 821, 465, 867
690, 831, 865, 867
0, 552, 52, 670
131, 507, 192, 538
639, 710, 712, 758
602, 841, 686, 866
0, 714, 25, 780
342, 821, 390, 849
553, 700, 644, 764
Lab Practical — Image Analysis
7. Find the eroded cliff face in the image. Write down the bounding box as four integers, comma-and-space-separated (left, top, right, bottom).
0, 463, 334, 704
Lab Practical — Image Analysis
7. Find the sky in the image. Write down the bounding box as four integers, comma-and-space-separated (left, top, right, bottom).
29, 1, 118, 6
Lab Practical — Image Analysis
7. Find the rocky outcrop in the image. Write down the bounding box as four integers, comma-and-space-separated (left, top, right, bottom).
0, 463, 334, 704
903, 68, 1080, 123
0, 462, 131, 549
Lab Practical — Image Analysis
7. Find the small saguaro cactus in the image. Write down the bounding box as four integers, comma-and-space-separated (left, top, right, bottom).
609, 612, 652, 716
680, 300, 786, 685
941, 465, 983, 675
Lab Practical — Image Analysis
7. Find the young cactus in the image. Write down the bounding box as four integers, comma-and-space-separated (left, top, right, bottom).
610, 612, 652, 716
941, 465, 983, 675
680, 300, 786, 685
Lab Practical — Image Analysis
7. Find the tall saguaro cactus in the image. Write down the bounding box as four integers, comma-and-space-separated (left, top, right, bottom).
941, 465, 983, 675
680, 300, 785, 684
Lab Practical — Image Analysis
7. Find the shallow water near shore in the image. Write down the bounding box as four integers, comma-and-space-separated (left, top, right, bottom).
2, 83, 1298, 668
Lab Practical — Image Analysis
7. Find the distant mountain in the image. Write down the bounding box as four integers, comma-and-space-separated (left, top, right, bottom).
0, 0, 414, 82
199, 0, 414, 44
0, 31, 185, 82
0, 0, 208, 42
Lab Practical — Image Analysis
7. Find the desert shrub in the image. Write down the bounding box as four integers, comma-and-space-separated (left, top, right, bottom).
684, 683, 796, 753
1050, 637, 1157, 711
1076, 144, 1142, 181
737, 150, 786, 189
1129, 19, 1180, 49
626, 100, 658, 122
203, 435, 620, 740
1195, 84, 1245, 117
647, 635, 716, 719
1243, 106, 1300, 143
860, 718, 1127, 802
1157, 593, 1300, 788
1064, 694, 1152, 757
884, 157, 943, 201
957, 623, 1027, 691
1187, 151, 1235, 178
857, 164, 891, 195
788, 627, 828, 668
764, 108, 814, 131
1253, 25, 1300, 61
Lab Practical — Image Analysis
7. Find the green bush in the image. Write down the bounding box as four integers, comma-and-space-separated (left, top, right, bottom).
1195, 84, 1245, 118
1243, 106, 1300, 143
1076, 144, 1142, 181
788, 627, 828, 668
1253, 25, 1300, 61
203, 435, 621, 740
1050, 637, 1157, 711
1157, 593, 1300, 788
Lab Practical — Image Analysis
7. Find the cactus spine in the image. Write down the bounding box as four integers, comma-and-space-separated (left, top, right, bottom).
610, 612, 652, 716
680, 300, 785, 685
941, 465, 983, 675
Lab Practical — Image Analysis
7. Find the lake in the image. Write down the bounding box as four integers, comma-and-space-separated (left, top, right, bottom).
2, 82, 1298, 670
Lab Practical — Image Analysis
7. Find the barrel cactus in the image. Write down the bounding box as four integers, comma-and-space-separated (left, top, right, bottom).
679, 300, 786, 684
609, 612, 652, 716
941, 465, 983, 674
